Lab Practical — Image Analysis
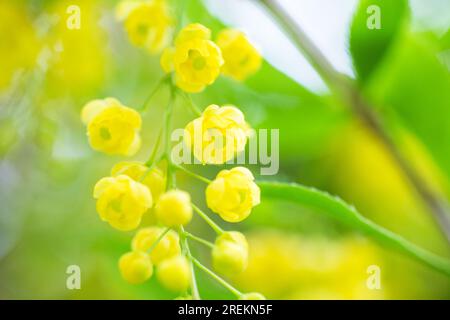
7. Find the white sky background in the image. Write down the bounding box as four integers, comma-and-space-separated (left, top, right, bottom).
204, 0, 450, 93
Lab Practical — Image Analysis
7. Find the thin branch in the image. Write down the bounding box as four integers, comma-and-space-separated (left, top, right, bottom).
258, 0, 450, 244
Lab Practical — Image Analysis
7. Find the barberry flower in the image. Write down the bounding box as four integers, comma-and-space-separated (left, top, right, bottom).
119, 251, 153, 284
212, 231, 248, 276
120, 0, 173, 53
216, 29, 262, 81
155, 190, 193, 227
132, 227, 180, 264
93, 175, 152, 231
160, 23, 224, 93
184, 105, 250, 164
157, 255, 191, 292
81, 97, 142, 156
206, 167, 260, 222
239, 292, 266, 300
111, 161, 167, 203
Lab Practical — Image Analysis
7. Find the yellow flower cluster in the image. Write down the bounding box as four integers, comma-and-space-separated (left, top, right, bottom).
161, 24, 262, 93
117, 0, 173, 54
82, 98, 142, 156
184, 105, 251, 164
84, 3, 265, 300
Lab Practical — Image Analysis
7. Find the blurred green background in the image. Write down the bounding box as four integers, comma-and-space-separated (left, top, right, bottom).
0, 0, 450, 299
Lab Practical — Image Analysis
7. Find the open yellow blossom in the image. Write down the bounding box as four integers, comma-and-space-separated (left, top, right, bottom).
132, 227, 180, 264
239, 292, 266, 300
122, 0, 173, 53
206, 167, 260, 222
119, 251, 153, 284
93, 175, 152, 231
155, 190, 193, 227
111, 161, 166, 203
157, 255, 191, 292
212, 232, 248, 275
184, 105, 250, 164
82, 98, 142, 156
160, 23, 224, 93
217, 29, 262, 81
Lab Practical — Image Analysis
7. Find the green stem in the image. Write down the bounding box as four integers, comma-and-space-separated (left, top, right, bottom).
258, 181, 450, 277
178, 90, 202, 116
172, 163, 212, 184
145, 126, 164, 167
180, 226, 201, 300
184, 231, 215, 249
140, 75, 169, 112
148, 227, 171, 253
192, 204, 224, 235
190, 256, 242, 298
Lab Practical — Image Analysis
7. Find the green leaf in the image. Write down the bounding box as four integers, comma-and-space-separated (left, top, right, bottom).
350, 0, 409, 82
259, 181, 450, 277
367, 31, 450, 181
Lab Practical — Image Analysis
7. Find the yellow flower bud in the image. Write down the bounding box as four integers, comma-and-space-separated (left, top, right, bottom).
111, 161, 167, 203
184, 105, 250, 164
155, 190, 193, 227
216, 29, 262, 81
122, 0, 173, 53
239, 292, 266, 300
93, 175, 152, 231
157, 255, 191, 292
82, 97, 142, 156
206, 167, 260, 222
119, 251, 153, 284
160, 23, 224, 93
212, 232, 248, 276
132, 227, 181, 264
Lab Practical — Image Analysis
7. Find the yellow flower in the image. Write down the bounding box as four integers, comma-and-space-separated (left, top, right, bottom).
155, 190, 193, 227
184, 105, 250, 164
132, 227, 181, 264
119, 251, 153, 284
157, 255, 191, 292
81, 98, 142, 156
217, 29, 262, 81
206, 167, 260, 222
239, 292, 266, 300
160, 23, 224, 93
122, 0, 173, 53
111, 161, 167, 202
93, 175, 152, 231
212, 232, 248, 275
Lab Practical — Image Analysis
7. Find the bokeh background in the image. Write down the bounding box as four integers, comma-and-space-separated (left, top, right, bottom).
1, 0, 450, 299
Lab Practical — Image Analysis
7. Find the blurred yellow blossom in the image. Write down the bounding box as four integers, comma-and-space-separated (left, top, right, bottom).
184, 105, 251, 164
111, 161, 167, 203
212, 231, 248, 275
206, 167, 260, 222
119, 251, 153, 284
217, 29, 262, 81
155, 190, 193, 227
121, 0, 173, 54
234, 231, 386, 300
0, 1, 39, 89
157, 255, 191, 292
132, 227, 180, 264
93, 175, 152, 231
161, 23, 224, 93
82, 98, 142, 156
